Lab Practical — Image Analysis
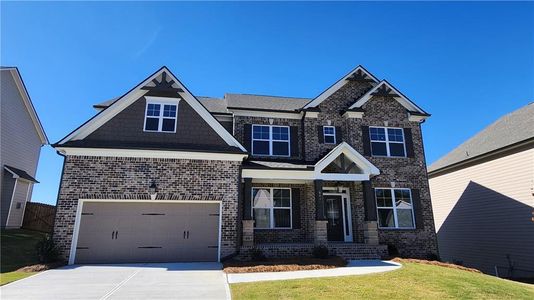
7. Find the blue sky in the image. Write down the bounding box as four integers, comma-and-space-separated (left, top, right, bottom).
2, 2, 533, 205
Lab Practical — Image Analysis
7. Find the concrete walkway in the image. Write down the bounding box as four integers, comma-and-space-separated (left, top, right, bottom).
226, 260, 401, 283
1, 263, 230, 300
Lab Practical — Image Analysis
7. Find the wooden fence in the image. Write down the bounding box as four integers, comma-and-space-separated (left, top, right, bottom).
22, 202, 56, 233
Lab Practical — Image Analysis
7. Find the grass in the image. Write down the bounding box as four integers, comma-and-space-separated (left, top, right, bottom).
1, 229, 47, 285
231, 262, 534, 300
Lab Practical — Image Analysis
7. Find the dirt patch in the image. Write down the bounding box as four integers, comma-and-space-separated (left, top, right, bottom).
392, 258, 481, 273
16, 261, 65, 273
223, 256, 347, 273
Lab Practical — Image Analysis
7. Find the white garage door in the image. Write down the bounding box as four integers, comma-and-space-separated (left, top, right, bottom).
73, 201, 220, 264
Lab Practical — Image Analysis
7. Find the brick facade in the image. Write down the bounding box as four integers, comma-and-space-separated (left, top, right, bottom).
53, 155, 241, 261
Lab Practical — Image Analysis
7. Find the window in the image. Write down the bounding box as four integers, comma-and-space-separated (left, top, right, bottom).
323, 126, 336, 144
375, 188, 415, 229
252, 188, 292, 229
369, 127, 406, 157
252, 125, 290, 156
144, 101, 178, 133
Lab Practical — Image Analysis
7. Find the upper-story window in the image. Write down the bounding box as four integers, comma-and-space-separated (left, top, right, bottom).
252, 125, 290, 156
369, 127, 405, 157
375, 188, 415, 229
323, 126, 336, 144
144, 100, 178, 133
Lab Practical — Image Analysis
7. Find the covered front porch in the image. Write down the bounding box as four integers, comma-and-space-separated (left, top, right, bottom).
240, 143, 385, 259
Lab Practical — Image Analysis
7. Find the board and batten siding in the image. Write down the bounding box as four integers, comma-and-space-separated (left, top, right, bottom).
429, 147, 534, 277
0, 70, 43, 228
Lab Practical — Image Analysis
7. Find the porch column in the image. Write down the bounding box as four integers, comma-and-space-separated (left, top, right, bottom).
314, 180, 328, 244
362, 181, 379, 245
242, 177, 254, 246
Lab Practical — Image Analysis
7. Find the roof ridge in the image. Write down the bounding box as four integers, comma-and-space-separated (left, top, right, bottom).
225, 93, 311, 100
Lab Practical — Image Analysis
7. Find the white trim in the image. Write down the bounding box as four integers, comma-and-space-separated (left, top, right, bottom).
314, 142, 380, 176
3, 166, 36, 183
251, 124, 290, 157
323, 126, 336, 144
69, 199, 223, 265
304, 111, 319, 118
369, 126, 407, 158
342, 111, 364, 119
323, 187, 353, 242
303, 66, 379, 109
375, 188, 416, 230
241, 169, 371, 181
2, 68, 48, 144
348, 81, 427, 115
231, 109, 302, 120
251, 187, 292, 229
56, 147, 248, 161
143, 97, 180, 133
19, 183, 33, 228
408, 113, 427, 122
5, 179, 18, 228
57, 67, 246, 152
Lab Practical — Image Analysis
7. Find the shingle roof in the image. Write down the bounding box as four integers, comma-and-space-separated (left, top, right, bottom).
94, 93, 311, 113
428, 102, 534, 173
224, 93, 310, 111
4, 165, 39, 183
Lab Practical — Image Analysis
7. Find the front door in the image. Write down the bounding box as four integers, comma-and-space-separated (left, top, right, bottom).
325, 195, 344, 241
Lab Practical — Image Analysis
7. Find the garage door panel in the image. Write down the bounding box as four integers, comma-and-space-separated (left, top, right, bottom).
74, 201, 220, 264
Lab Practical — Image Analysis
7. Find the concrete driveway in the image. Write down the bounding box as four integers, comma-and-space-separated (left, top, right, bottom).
1, 263, 230, 300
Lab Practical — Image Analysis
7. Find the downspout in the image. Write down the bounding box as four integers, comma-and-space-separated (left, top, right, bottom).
301, 110, 306, 161
50, 150, 67, 240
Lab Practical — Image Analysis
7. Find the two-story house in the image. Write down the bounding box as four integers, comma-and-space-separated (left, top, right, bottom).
53, 66, 438, 264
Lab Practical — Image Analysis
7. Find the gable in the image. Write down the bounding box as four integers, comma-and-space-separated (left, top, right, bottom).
349, 81, 428, 116
56, 67, 246, 152
303, 65, 379, 109
315, 142, 380, 177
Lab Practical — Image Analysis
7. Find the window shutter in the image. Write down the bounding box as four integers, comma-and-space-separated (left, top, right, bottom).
404, 128, 415, 158
317, 126, 324, 143
290, 126, 299, 157
243, 124, 252, 152
335, 126, 342, 144
362, 126, 371, 156
411, 189, 424, 229
291, 188, 301, 229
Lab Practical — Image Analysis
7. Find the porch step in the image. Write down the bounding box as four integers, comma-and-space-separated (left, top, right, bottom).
235, 243, 388, 261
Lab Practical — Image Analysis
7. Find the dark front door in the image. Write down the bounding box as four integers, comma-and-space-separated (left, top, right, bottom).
325, 195, 344, 241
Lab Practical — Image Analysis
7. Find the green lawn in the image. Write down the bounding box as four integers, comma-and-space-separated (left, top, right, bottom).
1, 229, 47, 285
231, 262, 534, 300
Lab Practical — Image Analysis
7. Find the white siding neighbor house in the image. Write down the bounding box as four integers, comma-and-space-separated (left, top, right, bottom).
1, 67, 48, 229
428, 102, 534, 279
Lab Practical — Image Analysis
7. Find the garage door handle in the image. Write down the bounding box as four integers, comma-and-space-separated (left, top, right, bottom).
116, 231, 118, 239
187, 231, 189, 239
112, 231, 115, 239
183, 231, 186, 239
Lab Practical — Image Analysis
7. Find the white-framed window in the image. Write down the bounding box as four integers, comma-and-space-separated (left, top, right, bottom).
369, 126, 406, 157
252, 125, 290, 157
252, 187, 292, 229
323, 126, 336, 144
375, 188, 415, 229
144, 100, 178, 133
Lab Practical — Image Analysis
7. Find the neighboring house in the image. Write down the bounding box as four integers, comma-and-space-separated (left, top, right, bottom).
53, 65, 438, 264
428, 103, 534, 278
1, 67, 48, 229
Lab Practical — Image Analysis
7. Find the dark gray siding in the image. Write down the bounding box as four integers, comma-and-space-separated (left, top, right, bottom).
85, 97, 229, 150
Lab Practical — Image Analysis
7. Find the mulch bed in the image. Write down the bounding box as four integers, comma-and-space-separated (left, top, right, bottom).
392, 258, 481, 273
16, 261, 66, 273
223, 256, 347, 273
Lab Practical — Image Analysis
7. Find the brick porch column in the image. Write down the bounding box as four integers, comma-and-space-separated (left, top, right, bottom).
362, 181, 379, 245
314, 180, 328, 244
242, 177, 254, 246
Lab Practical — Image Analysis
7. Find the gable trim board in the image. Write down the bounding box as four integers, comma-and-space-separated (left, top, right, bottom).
55, 147, 248, 161
56, 67, 246, 152
4, 165, 39, 183
303, 65, 379, 109
1, 67, 48, 144
348, 80, 429, 116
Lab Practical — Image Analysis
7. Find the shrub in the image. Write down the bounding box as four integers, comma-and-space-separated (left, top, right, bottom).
250, 248, 266, 261
36, 234, 59, 263
312, 245, 329, 259
387, 244, 399, 257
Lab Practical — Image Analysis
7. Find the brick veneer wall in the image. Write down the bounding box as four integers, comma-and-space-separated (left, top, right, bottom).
53, 155, 241, 261
236, 243, 388, 260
